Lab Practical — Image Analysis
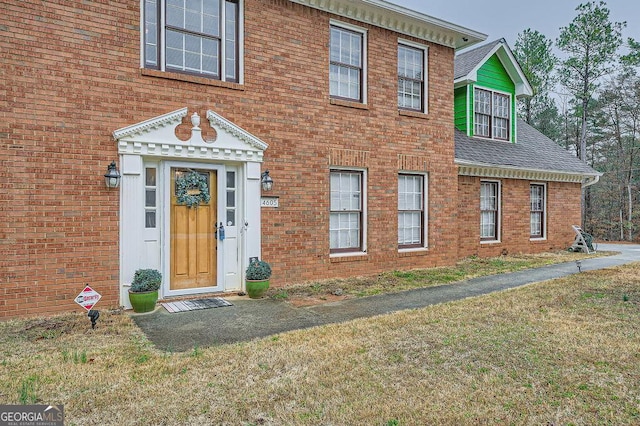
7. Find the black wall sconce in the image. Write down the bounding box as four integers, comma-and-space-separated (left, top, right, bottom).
261, 170, 273, 191
104, 161, 121, 189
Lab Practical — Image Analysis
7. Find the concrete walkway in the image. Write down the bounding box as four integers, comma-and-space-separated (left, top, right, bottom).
132, 243, 640, 352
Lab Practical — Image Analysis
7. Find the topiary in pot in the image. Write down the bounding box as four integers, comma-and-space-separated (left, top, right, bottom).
128, 269, 162, 313
245, 260, 271, 299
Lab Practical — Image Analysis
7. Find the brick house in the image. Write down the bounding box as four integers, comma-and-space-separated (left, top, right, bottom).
1, 1, 597, 319
452, 39, 600, 257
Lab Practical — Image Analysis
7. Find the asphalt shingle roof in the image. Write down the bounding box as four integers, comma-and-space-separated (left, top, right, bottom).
453, 39, 597, 177
454, 119, 598, 175
454, 39, 502, 80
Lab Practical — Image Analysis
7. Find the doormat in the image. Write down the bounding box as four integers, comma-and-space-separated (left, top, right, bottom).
161, 297, 233, 313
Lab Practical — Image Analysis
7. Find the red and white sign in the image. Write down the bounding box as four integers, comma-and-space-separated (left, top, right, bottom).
74, 285, 102, 311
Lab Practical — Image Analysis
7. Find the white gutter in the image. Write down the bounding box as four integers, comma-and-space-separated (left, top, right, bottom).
456, 159, 602, 187
288, 0, 487, 49
583, 174, 600, 188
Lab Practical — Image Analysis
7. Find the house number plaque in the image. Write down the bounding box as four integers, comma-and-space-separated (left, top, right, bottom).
260, 197, 279, 208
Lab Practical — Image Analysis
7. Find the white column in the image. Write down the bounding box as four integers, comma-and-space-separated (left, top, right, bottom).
119, 154, 144, 308
243, 162, 262, 286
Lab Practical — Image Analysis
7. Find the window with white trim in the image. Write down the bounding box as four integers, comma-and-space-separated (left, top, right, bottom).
480, 181, 499, 241
330, 170, 364, 253
143, 0, 240, 82
474, 88, 510, 140
530, 184, 545, 238
226, 170, 236, 226
145, 167, 157, 228
398, 174, 426, 248
398, 43, 426, 112
330, 24, 365, 102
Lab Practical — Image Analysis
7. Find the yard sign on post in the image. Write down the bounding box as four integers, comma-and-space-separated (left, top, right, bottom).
75, 285, 102, 310
75, 285, 102, 329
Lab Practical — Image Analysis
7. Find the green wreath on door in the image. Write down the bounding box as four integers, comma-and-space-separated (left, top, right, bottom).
175, 171, 211, 208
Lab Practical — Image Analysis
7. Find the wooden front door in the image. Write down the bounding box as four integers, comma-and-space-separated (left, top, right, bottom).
170, 169, 217, 290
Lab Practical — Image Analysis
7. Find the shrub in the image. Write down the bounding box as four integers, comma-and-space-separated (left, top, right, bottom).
130, 269, 162, 293
246, 260, 272, 281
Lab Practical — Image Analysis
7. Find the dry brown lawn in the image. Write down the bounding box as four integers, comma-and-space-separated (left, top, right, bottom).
1, 258, 639, 425
266, 250, 611, 305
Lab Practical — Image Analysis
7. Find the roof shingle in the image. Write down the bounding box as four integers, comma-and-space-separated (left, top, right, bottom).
454, 119, 599, 175
454, 39, 502, 80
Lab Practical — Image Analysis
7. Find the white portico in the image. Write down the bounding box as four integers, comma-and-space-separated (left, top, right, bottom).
113, 108, 267, 308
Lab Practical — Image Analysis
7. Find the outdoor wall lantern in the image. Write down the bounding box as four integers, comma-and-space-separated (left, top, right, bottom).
104, 161, 121, 189
261, 170, 273, 191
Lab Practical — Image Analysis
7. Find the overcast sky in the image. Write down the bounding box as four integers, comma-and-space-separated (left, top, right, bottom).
391, 0, 639, 51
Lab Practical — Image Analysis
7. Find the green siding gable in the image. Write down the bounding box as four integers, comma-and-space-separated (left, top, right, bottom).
476, 54, 515, 94
454, 87, 468, 133
476, 54, 517, 142
454, 53, 518, 142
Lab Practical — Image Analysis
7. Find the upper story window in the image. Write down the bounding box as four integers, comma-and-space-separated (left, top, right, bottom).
330, 23, 366, 103
398, 42, 427, 113
474, 88, 510, 140
144, 0, 240, 82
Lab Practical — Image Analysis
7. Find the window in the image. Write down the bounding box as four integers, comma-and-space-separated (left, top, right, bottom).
144, 0, 240, 82
480, 181, 499, 241
226, 170, 236, 226
474, 89, 491, 137
398, 174, 426, 248
398, 43, 426, 112
330, 24, 365, 102
330, 170, 364, 253
493, 93, 509, 139
145, 167, 157, 228
474, 88, 510, 140
530, 184, 545, 238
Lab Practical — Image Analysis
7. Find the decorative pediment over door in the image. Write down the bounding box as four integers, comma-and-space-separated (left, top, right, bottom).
112, 107, 268, 162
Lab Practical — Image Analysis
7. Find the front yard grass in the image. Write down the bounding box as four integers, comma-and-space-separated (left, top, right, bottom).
266, 250, 610, 302
1, 252, 638, 424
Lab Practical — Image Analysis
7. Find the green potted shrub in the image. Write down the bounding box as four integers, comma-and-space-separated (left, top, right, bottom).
128, 269, 162, 313
245, 260, 272, 299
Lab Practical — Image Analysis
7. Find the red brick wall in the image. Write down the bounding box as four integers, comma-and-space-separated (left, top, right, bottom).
547, 181, 583, 247
251, 1, 460, 283
457, 176, 582, 257
1, 0, 135, 318
1, 0, 460, 318
2, 0, 585, 320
